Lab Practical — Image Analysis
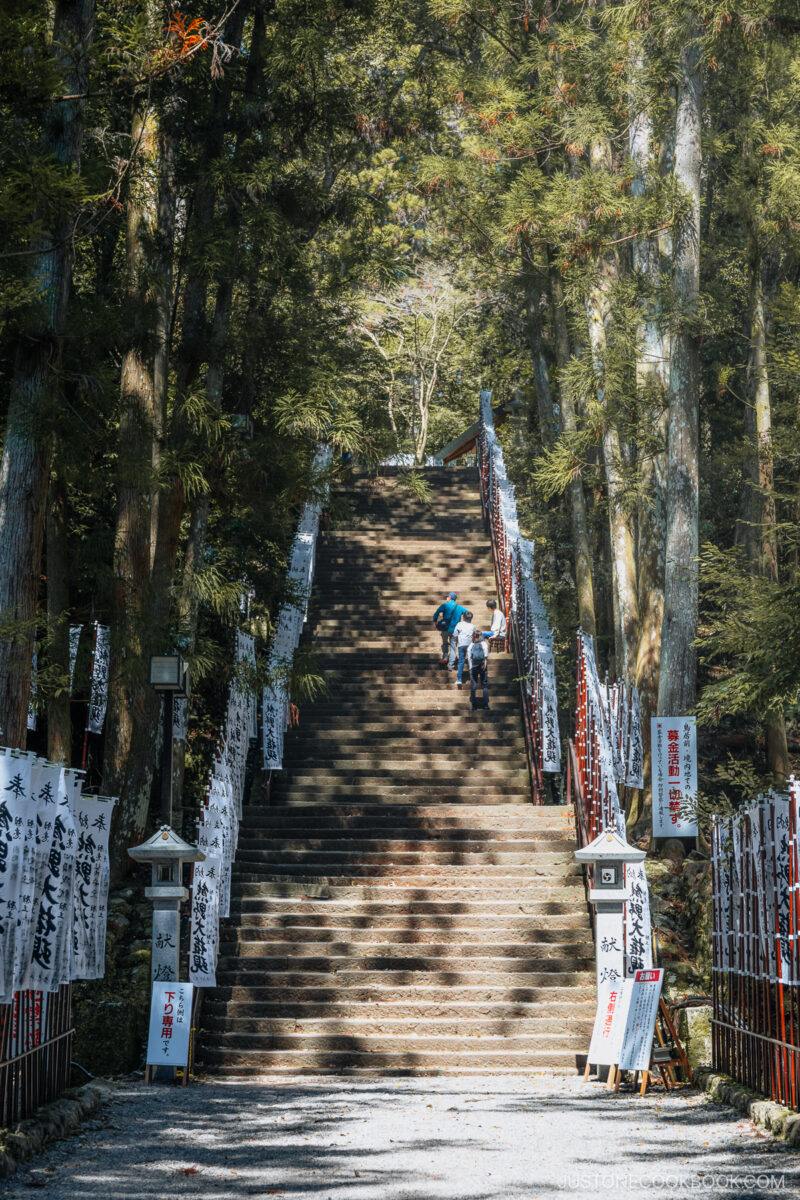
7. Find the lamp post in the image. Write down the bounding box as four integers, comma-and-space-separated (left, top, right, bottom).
148, 654, 190, 828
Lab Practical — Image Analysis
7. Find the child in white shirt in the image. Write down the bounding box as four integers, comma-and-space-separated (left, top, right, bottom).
453, 611, 475, 686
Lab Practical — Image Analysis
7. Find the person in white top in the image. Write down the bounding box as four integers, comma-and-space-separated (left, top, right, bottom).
482, 599, 507, 642
452, 611, 475, 687
466, 630, 490, 710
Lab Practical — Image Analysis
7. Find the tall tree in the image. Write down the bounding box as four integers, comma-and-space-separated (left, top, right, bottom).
658, 24, 703, 718
0, 0, 94, 746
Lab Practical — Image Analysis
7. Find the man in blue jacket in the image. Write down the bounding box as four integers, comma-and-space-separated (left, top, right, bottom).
432, 591, 466, 667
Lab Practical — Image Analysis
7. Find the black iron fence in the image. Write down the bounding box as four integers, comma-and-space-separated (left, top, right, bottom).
0, 986, 73, 1126
712, 791, 800, 1109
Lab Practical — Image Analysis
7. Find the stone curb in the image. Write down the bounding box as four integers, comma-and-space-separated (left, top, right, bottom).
0, 1080, 117, 1177
695, 1067, 800, 1148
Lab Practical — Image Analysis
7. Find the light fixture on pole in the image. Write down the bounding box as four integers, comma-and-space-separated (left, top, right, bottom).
148, 654, 190, 829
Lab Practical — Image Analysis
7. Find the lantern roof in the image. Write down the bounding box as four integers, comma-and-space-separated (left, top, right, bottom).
128, 824, 205, 864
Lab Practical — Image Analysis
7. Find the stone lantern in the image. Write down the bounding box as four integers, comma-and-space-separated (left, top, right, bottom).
129, 825, 204, 983
575, 828, 646, 990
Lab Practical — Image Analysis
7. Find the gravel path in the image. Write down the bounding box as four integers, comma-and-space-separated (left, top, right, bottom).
3, 1075, 798, 1200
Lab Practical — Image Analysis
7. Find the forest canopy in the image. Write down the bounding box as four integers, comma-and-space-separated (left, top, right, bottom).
2, 0, 800, 873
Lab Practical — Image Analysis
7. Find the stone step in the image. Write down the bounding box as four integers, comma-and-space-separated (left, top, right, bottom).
278, 744, 527, 763
266, 794, 534, 805
216, 952, 593, 973
240, 804, 571, 824
221, 912, 590, 931
198, 1047, 585, 1072
274, 768, 529, 784
232, 885, 584, 905
201, 1030, 590, 1054
240, 823, 571, 838
209, 964, 592, 984
198, 1062, 580, 1077
201, 1016, 596, 1040
204, 1000, 595, 1021
300, 690, 518, 704
235, 837, 576, 854
277, 762, 530, 779
212, 983, 596, 1005
239, 826, 574, 842
230, 896, 585, 915
231, 859, 582, 878
220, 925, 591, 945
222, 940, 594, 962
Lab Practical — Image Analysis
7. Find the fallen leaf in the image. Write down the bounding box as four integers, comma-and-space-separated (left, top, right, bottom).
179, 1167, 202, 1176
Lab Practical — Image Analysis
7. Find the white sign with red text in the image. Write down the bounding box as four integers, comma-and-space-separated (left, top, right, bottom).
146, 981, 193, 1066
652, 717, 698, 837
617, 968, 664, 1072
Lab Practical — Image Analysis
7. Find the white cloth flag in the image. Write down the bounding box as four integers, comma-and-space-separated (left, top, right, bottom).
479, 397, 560, 773
189, 627, 256, 986
581, 633, 625, 836
263, 445, 332, 770
0, 752, 35, 1002
625, 861, 653, 974
189, 855, 222, 987
28, 648, 38, 732
88, 624, 110, 734
71, 795, 115, 980
626, 687, 644, 789
69, 625, 82, 690
0, 749, 115, 1000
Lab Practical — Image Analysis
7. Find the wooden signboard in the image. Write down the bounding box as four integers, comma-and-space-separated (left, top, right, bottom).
652, 717, 698, 837
586, 981, 631, 1070
618, 968, 663, 1071
146, 981, 194, 1082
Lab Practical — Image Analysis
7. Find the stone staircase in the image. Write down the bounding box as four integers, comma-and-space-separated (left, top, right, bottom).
200, 467, 594, 1074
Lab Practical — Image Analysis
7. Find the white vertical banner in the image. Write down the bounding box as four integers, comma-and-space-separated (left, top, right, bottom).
27, 647, 38, 732
626, 687, 644, 789
773, 796, 793, 984
71, 795, 115, 980
0, 752, 34, 1002
262, 445, 331, 770
625, 861, 653, 974
189, 855, 222, 987
88, 624, 110, 734
651, 716, 698, 837
68, 624, 82, 691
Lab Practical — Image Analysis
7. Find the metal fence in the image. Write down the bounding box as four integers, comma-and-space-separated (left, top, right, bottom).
0, 986, 73, 1126
711, 787, 800, 1109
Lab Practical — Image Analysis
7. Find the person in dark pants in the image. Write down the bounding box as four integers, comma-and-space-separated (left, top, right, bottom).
453, 610, 475, 685
467, 630, 489, 710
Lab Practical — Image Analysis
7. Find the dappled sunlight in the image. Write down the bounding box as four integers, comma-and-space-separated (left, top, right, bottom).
6, 1078, 799, 1200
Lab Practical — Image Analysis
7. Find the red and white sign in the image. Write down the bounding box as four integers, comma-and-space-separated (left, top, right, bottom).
587, 981, 632, 1066
652, 717, 697, 837
146, 981, 193, 1067
617, 968, 664, 1072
